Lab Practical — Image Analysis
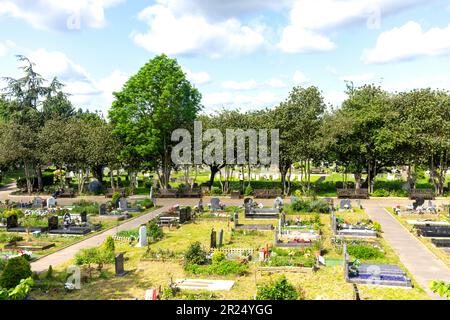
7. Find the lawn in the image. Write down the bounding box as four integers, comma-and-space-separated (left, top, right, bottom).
29, 206, 429, 300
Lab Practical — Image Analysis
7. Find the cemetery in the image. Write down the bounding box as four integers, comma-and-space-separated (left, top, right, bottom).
23, 199, 430, 300
331, 209, 379, 239
243, 197, 281, 219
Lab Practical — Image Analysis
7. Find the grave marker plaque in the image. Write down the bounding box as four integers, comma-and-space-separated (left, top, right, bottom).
137, 226, 147, 247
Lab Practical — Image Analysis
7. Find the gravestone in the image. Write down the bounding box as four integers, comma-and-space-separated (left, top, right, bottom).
211, 198, 220, 211
210, 229, 217, 248
115, 253, 127, 276
99, 203, 107, 215
48, 216, 59, 230
273, 197, 283, 209
233, 211, 239, 228
179, 207, 188, 223
186, 206, 192, 221
63, 212, 72, 229
47, 197, 56, 208
340, 199, 351, 209
119, 197, 128, 210
88, 179, 103, 194
218, 229, 223, 248
280, 212, 286, 226
6, 214, 18, 229
198, 199, 204, 212
33, 197, 43, 208
137, 225, 147, 247
80, 211, 88, 223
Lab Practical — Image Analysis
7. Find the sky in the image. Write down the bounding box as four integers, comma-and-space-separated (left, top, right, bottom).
0, 0, 450, 115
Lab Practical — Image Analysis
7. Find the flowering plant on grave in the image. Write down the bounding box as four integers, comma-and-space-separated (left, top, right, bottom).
64, 282, 76, 291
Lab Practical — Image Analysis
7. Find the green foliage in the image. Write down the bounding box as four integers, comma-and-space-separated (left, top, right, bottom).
0, 256, 32, 289
45, 265, 53, 279
0, 233, 23, 243
136, 198, 154, 209
211, 251, 226, 264
185, 260, 248, 276
290, 198, 330, 213
256, 276, 300, 300
211, 187, 222, 196
0, 277, 34, 300
430, 281, 450, 299
371, 188, 390, 197
116, 229, 139, 238
147, 220, 164, 240
102, 236, 115, 254
244, 185, 254, 196
111, 192, 121, 207
347, 244, 384, 260
3, 209, 23, 218
184, 242, 207, 266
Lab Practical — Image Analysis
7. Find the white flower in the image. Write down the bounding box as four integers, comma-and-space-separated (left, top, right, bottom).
65, 282, 76, 290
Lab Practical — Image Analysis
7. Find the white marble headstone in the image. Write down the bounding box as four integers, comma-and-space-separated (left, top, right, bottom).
47, 197, 56, 207
137, 225, 147, 247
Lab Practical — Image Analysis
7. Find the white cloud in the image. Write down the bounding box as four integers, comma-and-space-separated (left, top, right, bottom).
0, 0, 124, 31
382, 75, 450, 92
324, 90, 347, 107
184, 68, 211, 85
266, 78, 287, 88
277, 0, 431, 53
27, 48, 127, 113
339, 73, 375, 83
0, 40, 15, 57
132, 4, 265, 58
292, 71, 309, 84
221, 79, 257, 90
363, 21, 450, 63
203, 90, 283, 111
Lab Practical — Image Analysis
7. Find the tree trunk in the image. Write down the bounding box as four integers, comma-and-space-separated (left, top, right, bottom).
110, 170, 114, 189
354, 173, 362, 190
35, 165, 43, 192
92, 165, 104, 183
24, 162, 34, 195
279, 164, 290, 195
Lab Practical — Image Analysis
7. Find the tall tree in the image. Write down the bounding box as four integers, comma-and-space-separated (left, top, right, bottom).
109, 54, 202, 190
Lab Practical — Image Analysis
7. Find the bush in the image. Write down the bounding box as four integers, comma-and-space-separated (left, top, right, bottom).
431, 281, 450, 299
111, 192, 121, 207
0, 256, 32, 289
0, 234, 23, 243
309, 199, 331, 213
211, 187, 222, 196
184, 242, 207, 266
244, 185, 254, 196
45, 265, 53, 279
211, 251, 226, 264
372, 188, 390, 197
102, 236, 115, 254
147, 220, 164, 240
137, 198, 154, 209
347, 244, 384, 260
3, 209, 23, 218
256, 276, 299, 300
0, 277, 34, 300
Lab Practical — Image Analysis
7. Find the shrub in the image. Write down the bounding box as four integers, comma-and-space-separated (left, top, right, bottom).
290, 199, 310, 212
244, 185, 254, 196
211, 187, 222, 196
185, 260, 248, 276
0, 234, 23, 243
372, 221, 382, 232
45, 265, 53, 279
137, 198, 154, 209
372, 189, 390, 197
347, 244, 384, 260
3, 209, 23, 218
111, 192, 121, 207
184, 242, 207, 266
309, 199, 331, 213
0, 277, 34, 300
147, 220, 164, 240
256, 276, 299, 300
102, 236, 115, 254
211, 251, 226, 264
0, 256, 32, 289
431, 281, 450, 299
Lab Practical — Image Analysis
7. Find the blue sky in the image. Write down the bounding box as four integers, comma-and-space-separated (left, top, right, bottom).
0, 0, 450, 115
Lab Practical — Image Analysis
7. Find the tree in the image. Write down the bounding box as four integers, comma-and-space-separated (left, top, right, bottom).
109, 54, 202, 190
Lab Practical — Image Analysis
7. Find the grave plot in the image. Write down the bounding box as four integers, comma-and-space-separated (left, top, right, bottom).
414, 225, 450, 238
274, 213, 321, 248
243, 198, 281, 219
174, 279, 235, 291
233, 211, 274, 231
331, 210, 378, 239
343, 245, 412, 288
158, 205, 193, 227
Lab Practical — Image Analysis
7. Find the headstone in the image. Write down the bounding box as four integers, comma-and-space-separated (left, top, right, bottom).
119, 197, 128, 210
80, 211, 88, 223
211, 198, 220, 211
6, 214, 18, 229
340, 199, 351, 209
218, 229, 223, 247
63, 212, 72, 228
198, 199, 204, 212
179, 207, 187, 223
210, 229, 217, 248
48, 216, 59, 230
33, 197, 43, 208
47, 197, 56, 208
99, 203, 107, 215
87, 180, 102, 194
115, 253, 127, 276
137, 226, 147, 247
273, 197, 283, 209
145, 289, 157, 300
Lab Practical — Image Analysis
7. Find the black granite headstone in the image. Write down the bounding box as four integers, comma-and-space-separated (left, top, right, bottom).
179, 208, 187, 223
80, 211, 87, 223
210, 229, 217, 248
115, 253, 126, 276
6, 214, 18, 229
48, 216, 59, 230
218, 229, 223, 247
99, 203, 107, 215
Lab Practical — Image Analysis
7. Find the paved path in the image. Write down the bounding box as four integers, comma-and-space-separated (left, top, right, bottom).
31, 206, 166, 272
363, 201, 450, 299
